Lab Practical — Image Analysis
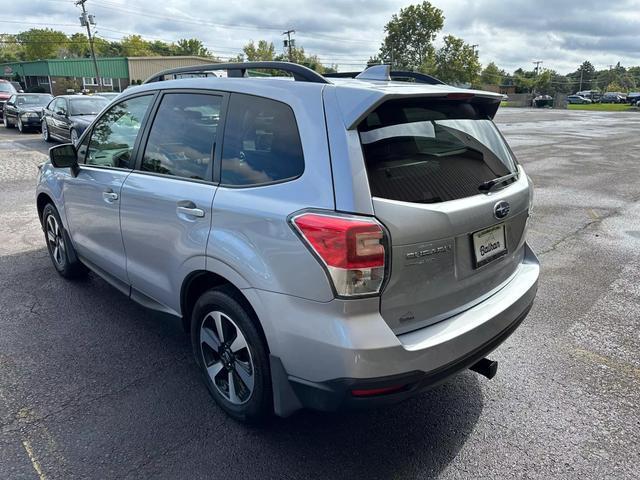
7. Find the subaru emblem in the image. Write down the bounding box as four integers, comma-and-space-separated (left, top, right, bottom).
494, 201, 510, 219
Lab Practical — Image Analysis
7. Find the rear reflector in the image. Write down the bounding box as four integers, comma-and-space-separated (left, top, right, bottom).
351, 385, 406, 397
292, 212, 386, 297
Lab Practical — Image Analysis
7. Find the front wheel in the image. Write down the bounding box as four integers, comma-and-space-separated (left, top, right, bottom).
42, 120, 52, 142
3, 115, 12, 128
42, 204, 87, 279
191, 287, 272, 423
17, 117, 24, 133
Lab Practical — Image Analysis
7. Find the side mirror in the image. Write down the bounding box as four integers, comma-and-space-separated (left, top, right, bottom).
49, 144, 78, 172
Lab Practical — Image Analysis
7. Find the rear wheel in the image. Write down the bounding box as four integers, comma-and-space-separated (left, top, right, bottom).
42, 203, 87, 279
42, 120, 51, 142
191, 287, 272, 423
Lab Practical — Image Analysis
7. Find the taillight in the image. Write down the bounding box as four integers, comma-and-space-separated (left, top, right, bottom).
291, 212, 387, 297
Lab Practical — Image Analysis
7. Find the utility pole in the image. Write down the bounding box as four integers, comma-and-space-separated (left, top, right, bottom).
282, 29, 295, 62
579, 68, 583, 92
471, 44, 479, 57
532, 60, 543, 76
76, 0, 101, 92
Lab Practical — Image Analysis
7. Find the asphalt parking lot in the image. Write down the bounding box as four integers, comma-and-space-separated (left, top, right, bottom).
1, 109, 639, 479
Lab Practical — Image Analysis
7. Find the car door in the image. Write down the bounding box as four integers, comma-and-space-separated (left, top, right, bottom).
119, 90, 225, 315
56, 98, 73, 141
50, 98, 66, 138
5, 95, 16, 122
62, 93, 156, 290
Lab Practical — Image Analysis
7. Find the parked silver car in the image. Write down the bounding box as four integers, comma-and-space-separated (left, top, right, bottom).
36, 62, 539, 422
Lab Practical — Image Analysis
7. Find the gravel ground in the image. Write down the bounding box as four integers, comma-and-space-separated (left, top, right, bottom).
0, 108, 639, 479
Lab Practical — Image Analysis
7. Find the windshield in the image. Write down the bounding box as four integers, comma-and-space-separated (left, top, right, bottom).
16, 95, 53, 107
358, 98, 517, 204
0, 83, 16, 93
69, 97, 108, 115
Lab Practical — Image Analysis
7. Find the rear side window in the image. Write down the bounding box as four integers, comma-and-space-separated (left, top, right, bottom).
141, 93, 222, 181
359, 99, 517, 204
221, 93, 304, 187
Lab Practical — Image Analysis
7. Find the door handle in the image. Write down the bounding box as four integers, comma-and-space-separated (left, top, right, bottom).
102, 190, 119, 202
176, 204, 205, 218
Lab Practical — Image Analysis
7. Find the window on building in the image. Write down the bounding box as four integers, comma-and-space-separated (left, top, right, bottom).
82, 77, 98, 87
37, 76, 50, 85
101, 77, 113, 87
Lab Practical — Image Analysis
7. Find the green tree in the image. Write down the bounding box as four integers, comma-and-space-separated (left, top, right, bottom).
480, 61, 504, 85
176, 38, 211, 57
243, 40, 276, 61
434, 35, 480, 85
67, 33, 90, 58
120, 35, 153, 56
15, 28, 68, 60
149, 40, 176, 56
378, 1, 444, 71
0, 34, 23, 63
569, 61, 596, 91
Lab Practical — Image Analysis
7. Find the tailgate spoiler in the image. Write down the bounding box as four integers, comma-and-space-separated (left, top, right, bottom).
332, 84, 505, 130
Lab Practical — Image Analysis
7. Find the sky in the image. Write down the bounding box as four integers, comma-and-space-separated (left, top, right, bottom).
2, 0, 640, 74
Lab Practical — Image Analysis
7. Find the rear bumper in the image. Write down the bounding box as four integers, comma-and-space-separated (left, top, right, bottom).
275, 299, 532, 412
247, 244, 539, 416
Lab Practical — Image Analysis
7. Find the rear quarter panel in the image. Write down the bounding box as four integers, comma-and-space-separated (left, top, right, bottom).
206, 86, 336, 302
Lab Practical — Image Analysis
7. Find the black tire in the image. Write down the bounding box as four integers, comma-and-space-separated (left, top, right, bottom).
42, 203, 88, 279
42, 119, 52, 142
191, 287, 272, 423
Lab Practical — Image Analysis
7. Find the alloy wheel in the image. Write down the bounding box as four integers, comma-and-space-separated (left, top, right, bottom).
42, 121, 48, 140
17, 118, 23, 133
3, 116, 7, 128
46, 214, 66, 267
200, 310, 255, 405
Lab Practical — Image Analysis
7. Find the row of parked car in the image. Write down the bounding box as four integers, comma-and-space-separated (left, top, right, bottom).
0, 79, 119, 143
568, 90, 640, 105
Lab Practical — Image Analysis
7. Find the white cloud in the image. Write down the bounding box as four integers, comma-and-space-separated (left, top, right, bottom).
2, 0, 640, 73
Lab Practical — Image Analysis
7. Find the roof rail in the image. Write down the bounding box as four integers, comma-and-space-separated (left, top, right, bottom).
324, 69, 445, 85
143, 61, 330, 84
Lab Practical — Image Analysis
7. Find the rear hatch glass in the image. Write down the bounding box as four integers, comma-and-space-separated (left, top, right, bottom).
359, 98, 529, 334
359, 98, 517, 204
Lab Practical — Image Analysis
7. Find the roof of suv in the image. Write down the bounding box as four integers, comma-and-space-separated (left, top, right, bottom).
123, 62, 504, 127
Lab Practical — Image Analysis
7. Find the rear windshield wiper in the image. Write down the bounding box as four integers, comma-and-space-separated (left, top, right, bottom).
478, 172, 519, 193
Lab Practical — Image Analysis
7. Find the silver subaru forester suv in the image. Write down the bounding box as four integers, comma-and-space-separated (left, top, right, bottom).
36, 62, 539, 422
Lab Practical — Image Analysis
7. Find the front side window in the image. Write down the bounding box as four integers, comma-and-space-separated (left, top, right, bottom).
221, 94, 304, 187
85, 95, 153, 168
141, 93, 222, 181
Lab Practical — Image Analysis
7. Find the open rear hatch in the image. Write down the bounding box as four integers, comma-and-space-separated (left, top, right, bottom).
356, 94, 531, 334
